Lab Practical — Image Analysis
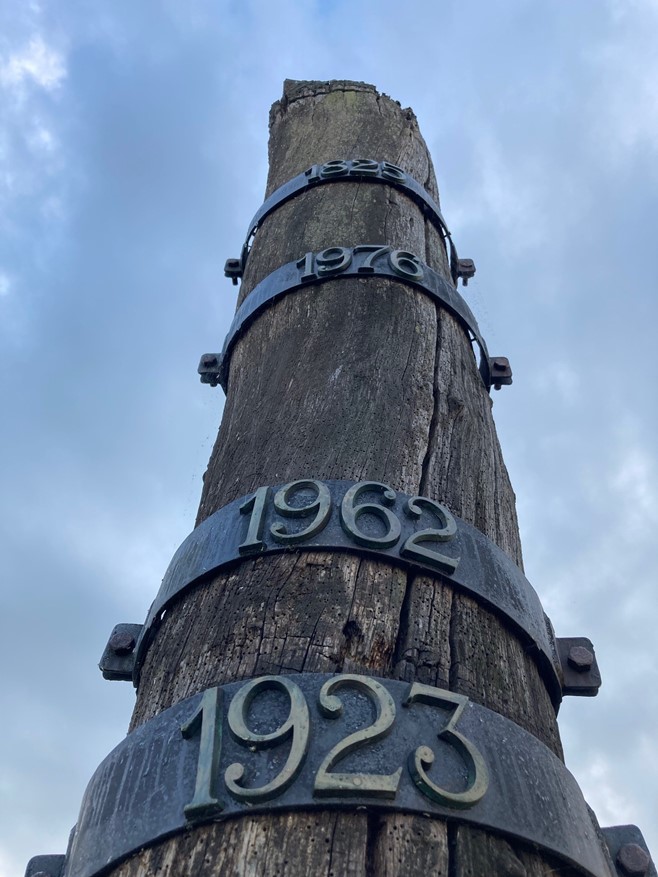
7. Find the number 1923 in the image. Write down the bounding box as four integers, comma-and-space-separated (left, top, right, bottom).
181, 674, 489, 820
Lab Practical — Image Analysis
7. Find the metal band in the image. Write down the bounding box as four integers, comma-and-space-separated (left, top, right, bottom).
133, 479, 560, 704
233, 159, 463, 285
61, 674, 612, 877
208, 245, 493, 392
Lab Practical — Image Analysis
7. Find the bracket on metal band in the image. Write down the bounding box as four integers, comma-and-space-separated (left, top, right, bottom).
30, 674, 619, 877
603, 825, 656, 877
121, 478, 570, 707
24, 855, 65, 877
99, 623, 143, 681
223, 159, 474, 287
556, 637, 602, 697
204, 245, 508, 393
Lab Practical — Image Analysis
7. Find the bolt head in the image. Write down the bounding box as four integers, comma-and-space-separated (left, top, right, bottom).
109, 631, 136, 656
617, 842, 651, 876
567, 645, 594, 672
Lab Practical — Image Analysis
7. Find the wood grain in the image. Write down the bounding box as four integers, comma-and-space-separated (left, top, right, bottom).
109, 79, 585, 876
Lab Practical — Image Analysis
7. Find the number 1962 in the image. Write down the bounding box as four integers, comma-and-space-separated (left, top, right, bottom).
181, 674, 489, 820
239, 479, 460, 576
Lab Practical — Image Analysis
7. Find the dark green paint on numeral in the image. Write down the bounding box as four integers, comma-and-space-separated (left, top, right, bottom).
238, 486, 269, 554
181, 687, 224, 820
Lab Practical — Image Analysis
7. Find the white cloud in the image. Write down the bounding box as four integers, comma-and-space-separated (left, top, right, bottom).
588, 2, 658, 160
0, 274, 10, 297
612, 444, 658, 539
577, 752, 637, 828
0, 847, 17, 877
531, 359, 581, 406
0, 35, 66, 91
27, 120, 56, 153
450, 131, 557, 254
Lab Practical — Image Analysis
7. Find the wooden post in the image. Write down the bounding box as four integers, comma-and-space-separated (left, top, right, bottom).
111, 80, 583, 876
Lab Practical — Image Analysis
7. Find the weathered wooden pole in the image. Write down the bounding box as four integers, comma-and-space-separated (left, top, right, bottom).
118, 78, 567, 875
28, 79, 656, 877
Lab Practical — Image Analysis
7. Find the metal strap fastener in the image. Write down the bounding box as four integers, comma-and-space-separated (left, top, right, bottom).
602, 825, 656, 877
24, 855, 65, 877
104, 626, 601, 706
202, 244, 508, 393
98, 623, 143, 680
556, 637, 602, 697
223, 159, 475, 287
39, 674, 615, 877
128, 478, 559, 702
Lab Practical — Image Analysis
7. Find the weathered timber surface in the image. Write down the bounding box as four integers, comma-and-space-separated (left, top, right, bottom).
113, 81, 579, 876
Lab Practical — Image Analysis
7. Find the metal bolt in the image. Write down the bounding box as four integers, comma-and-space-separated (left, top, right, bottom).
567, 645, 594, 672
456, 258, 476, 286
109, 631, 136, 656
201, 354, 218, 368
617, 843, 651, 876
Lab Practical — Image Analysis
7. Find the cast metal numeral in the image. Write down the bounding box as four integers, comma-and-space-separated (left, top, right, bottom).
180, 675, 488, 818
305, 159, 405, 182
298, 250, 317, 282
316, 246, 352, 275
379, 161, 406, 181
180, 686, 224, 819
390, 249, 424, 280
401, 497, 459, 573
350, 158, 380, 176
238, 479, 459, 574
340, 481, 402, 549
238, 486, 269, 555
318, 159, 350, 177
404, 683, 489, 809
296, 245, 424, 284
314, 675, 402, 798
270, 479, 331, 544
354, 244, 392, 273
225, 676, 310, 802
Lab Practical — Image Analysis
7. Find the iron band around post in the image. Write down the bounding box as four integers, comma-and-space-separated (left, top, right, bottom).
131, 479, 559, 702
224, 159, 474, 287
47, 674, 613, 877
203, 244, 508, 393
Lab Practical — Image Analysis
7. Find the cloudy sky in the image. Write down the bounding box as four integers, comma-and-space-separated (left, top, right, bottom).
1, 1, 657, 873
